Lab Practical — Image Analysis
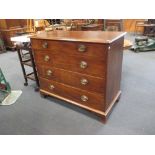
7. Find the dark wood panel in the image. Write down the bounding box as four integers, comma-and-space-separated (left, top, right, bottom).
31, 39, 107, 58
39, 77, 105, 111
33, 51, 106, 77
37, 65, 105, 94
105, 37, 124, 110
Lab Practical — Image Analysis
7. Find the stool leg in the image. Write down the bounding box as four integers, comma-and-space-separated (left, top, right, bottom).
29, 48, 40, 91
17, 48, 28, 86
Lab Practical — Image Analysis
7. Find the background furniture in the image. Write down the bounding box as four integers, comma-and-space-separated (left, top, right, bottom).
134, 19, 155, 36
123, 19, 146, 33
0, 19, 27, 49
144, 19, 155, 36
30, 31, 125, 122
81, 24, 103, 31
104, 19, 123, 31
134, 20, 147, 35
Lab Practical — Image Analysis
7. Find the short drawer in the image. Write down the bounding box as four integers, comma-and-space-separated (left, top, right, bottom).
33, 51, 106, 77
31, 39, 107, 58
37, 65, 105, 94
39, 78, 105, 111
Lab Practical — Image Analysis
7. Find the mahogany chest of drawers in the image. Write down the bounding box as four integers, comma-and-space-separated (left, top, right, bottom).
30, 31, 126, 122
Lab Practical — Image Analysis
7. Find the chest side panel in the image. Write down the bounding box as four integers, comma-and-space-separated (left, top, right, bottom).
105, 37, 124, 111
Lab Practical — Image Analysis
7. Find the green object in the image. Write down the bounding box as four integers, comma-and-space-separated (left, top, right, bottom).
0, 68, 11, 103
0, 34, 6, 52
131, 36, 155, 52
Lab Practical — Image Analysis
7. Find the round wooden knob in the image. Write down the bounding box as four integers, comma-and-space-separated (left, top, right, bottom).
78, 44, 86, 52
42, 42, 48, 48
46, 70, 52, 76
81, 95, 88, 102
80, 78, 88, 85
49, 85, 55, 90
80, 61, 88, 69
44, 55, 50, 62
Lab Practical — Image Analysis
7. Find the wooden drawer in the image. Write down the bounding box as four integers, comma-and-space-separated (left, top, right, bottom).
33, 51, 106, 77
39, 77, 105, 111
31, 39, 107, 58
37, 65, 105, 94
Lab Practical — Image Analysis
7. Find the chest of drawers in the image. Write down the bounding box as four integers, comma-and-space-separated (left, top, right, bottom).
30, 31, 126, 122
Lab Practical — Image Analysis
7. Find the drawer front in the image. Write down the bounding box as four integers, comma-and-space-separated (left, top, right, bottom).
39, 77, 104, 111
31, 39, 107, 58
37, 65, 105, 94
33, 51, 106, 77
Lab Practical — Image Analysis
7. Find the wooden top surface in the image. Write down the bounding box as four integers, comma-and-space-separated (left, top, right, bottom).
30, 31, 126, 44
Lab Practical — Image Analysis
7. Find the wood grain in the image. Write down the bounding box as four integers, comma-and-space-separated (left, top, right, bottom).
37, 65, 105, 94
30, 31, 126, 44
39, 77, 105, 111
105, 37, 124, 110
31, 39, 107, 58
31, 31, 125, 122
33, 51, 106, 77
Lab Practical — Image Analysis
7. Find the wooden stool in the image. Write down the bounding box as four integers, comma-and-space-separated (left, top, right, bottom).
16, 42, 39, 91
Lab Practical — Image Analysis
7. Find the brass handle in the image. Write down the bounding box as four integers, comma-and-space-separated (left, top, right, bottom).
42, 42, 48, 48
44, 55, 50, 62
46, 70, 52, 76
81, 78, 88, 85
80, 61, 88, 69
81, 95, 88, 102
49, 84, 55, 90
78, 44, 86, 52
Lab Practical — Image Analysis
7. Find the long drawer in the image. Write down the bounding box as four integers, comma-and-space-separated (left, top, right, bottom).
31, 39, 107, 58
37, 65, 105, 94
33, 51, 106, 77
39, 77, 105, 111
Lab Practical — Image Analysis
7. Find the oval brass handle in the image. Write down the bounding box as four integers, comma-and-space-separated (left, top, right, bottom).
78, 44, 86, 52
44, 55, 50, 62
42, 42, 48, 48
80, 61, 88, 69
49, 84, 55, 90
81, 78, 88, 85
81, 95, 88, 102
46, 70, 52, 76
